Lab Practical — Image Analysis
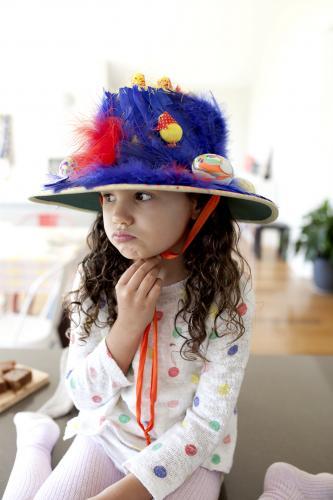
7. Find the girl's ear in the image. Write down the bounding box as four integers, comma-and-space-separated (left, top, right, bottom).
190, 195, 201, 220
99, 194, 103, 208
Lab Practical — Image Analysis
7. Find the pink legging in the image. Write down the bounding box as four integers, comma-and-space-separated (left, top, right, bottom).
4, 434, 224, 500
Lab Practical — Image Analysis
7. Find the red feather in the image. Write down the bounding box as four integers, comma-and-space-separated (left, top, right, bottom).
72, 115, 124, 172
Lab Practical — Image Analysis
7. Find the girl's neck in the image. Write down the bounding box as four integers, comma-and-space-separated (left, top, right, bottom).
159, 255, 189, 287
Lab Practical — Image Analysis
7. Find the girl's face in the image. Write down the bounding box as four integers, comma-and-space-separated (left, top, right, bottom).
101, 189, 199, 261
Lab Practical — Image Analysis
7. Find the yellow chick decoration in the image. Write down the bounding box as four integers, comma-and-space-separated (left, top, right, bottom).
131, 73, 146, 88
156, 111, 183, 147
157, 76, 173, 90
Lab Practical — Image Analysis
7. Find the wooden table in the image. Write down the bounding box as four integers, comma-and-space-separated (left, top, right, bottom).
0, 350, 332, 500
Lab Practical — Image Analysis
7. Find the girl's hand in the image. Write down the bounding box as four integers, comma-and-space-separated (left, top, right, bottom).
115, 256, 164, 334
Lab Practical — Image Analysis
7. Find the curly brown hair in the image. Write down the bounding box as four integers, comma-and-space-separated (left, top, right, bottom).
64, 193, 252, 364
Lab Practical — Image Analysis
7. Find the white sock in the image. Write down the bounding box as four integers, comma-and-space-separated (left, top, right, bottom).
258, 462, 333, 500
37, 346, 74, 419
14, 411, 60, 449
3, 412, 60, 500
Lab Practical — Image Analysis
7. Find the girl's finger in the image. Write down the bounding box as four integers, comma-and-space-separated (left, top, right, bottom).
146, 277, 163, 300
116, 259, 144, 286
137, 268, 161, 297
128, 258, 161, 291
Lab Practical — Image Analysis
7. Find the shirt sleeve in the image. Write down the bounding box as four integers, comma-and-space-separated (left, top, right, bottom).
64, 265, 134, 411
122, 279, 255, 500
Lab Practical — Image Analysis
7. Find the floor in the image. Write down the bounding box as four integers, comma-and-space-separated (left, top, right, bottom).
242, 241, 333, 355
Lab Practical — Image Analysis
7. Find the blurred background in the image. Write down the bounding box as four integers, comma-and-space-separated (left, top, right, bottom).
0, 0, 332, 353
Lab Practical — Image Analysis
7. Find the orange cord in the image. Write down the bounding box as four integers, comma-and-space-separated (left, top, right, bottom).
136, 195, 220, 445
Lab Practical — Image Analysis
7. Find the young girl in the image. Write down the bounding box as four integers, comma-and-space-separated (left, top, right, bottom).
4, 74, 278, 500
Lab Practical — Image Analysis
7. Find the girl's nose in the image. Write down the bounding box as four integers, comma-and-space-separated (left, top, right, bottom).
111, 207, 134, 226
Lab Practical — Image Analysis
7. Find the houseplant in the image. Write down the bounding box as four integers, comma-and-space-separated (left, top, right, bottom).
295, 199, 333, 292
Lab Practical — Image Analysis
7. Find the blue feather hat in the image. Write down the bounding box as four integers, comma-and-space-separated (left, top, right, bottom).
30, 74, 278, 224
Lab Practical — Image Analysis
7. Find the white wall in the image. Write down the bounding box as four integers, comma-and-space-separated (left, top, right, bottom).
0, 0, 332, 256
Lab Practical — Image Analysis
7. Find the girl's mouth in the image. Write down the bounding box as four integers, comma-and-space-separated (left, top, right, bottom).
113, 235, 137, 242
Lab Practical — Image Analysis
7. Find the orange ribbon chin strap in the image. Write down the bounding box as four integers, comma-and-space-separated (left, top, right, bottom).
136, 195, 220, 445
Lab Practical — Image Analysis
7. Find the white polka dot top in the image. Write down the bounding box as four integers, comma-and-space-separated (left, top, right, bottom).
64, 267, 255, 500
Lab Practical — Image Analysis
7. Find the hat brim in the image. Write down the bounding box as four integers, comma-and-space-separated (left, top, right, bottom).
29, 183, 278, 224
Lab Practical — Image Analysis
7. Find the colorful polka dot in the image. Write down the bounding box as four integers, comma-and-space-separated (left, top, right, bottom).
167, 400, 179, 408
112, 380, 119, 389
172, 327, 182, 338
119, 414, 131, 424
237, 303, 247, 316
89, 366, 97, 378
72, 420, 80, 431
223, 434, 231, 444
99, 416, 106, 425
194, 396, 200, 406
209, 303, 219, 318
185, 444, 197, 456
92, 395, 102, 403
209, 329, 218, 340
154, 465, 167, 478
168, 367, 179, 377
211, 454, 221, 464
191, 374, 199, 384
66, 369, 73, 379
209, 420, 220, 431
70, 377, 76, 389
152, 442, 162, 451
227, 344, 238, 356
218, 383, 230, 396
156, 310, 164, 320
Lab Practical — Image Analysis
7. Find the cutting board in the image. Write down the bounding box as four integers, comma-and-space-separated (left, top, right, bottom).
0, 364, 50, 413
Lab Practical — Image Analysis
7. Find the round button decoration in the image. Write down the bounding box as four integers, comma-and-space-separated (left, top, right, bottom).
192, 154, 234, 185
154, 465, 167, 478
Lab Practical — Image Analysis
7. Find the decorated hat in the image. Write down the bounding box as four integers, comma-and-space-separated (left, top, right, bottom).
30, 73, 278, 224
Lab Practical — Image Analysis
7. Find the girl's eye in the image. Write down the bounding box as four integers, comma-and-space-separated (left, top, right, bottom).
103, 192, 152, 203
135, 192, 152, 201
